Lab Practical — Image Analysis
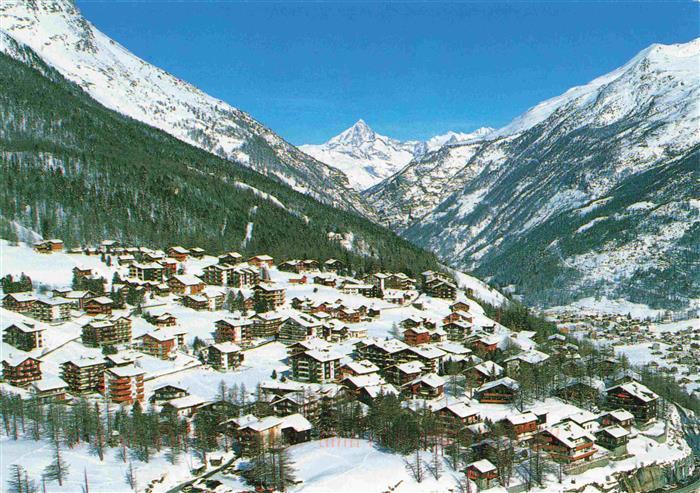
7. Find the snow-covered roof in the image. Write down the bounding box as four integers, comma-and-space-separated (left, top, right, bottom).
473, 361, 503, 376
170, 274, 203, 285
108, 365, 145, 378
607, 381, 658, 403
545, 421, 595, 448
5, 322, 45, 333
507, 411, 537, 425
435, 401, 478, 419
164, 394, 209, 409
505, 349, 550, 365
598, 425, 630, 439
211, 342, 242, 353
3, 292, 36, 302
607, 409, 635, 421
468, 459, 496, 473
280, 413, 313, 432
31, 377, 68, 392
342, 359, 379, 375
410, 373, 445, 388
396, 361, 424, 374
407, 345, 445, 360
305, 349, 342, 362
477, 377, 519, 393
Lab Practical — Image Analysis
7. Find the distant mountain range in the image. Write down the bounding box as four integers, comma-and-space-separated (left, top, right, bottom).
300, 120, 494, 190
1, 0, 697, 310
367, 39, 700, 309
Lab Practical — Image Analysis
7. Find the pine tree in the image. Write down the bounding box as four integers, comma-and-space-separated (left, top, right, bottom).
124, 461, 136, 491
6, 464, 26, 493
43, 440, 69, 486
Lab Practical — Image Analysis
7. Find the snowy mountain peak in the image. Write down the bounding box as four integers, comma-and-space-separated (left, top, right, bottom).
330, 119, 378, 146
301, 122, 494, 190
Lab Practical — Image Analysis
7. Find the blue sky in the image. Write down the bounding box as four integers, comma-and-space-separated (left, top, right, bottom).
77, 1, 698, 145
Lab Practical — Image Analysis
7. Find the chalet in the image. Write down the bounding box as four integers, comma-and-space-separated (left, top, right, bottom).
340, 283, 379, 298
158, 258, 178, 277
595, 426, 630, 456
443, 320, 471, 342
167, 246, 190, 262
3, 322, 45, 351
81, 316, 132, 347
540, 421, 597, 464
99, 240, 120, 253
253, 284, 286, 311
84, 296, 113, 316
562, 410, 598, 432
30, 377, 69, 402
323, 259, 345, 273
322, 320, 350, 342
279, 414, 313, 445
503, 412, 539, 441
278, 259, 319, 273
60, 357, 106, 394
105, 365, 145, 405
181, 289, 225, 311
250, 312, 284, 338
606, 381, 658, 422
151, 384, 189, 403
387, 361, 423, 389
129, 262, 165, 282
153, 312, 177, 327
424, 279, 457, 300
72, 266, 93, 279
313, 274, 337, 288
208, 342, 244, 371
138, 329, 186, 360
401, 316, 423, 330
168, 275, 205, 295
450, 301, 471, 313
215, 317, 253, 346
2, 355, 42, 387
161, 395, 209, 418
406, 345, 445, 374
474, 377, 519, 404
555, 379, 603, 404
61, 290, 95, 310
336, 307, 361, 324
599, 409, 635, 430
504, 349, 550, 375
117, 254, 136, 266
32, 298, 72, 323
406, 373, 444, 398
443, 310, 473, 325
403, 326, 431, 346
34, 239, 64, 253
433, 401, 480, 428
340, 359, 379, 379
471, 334, 501, 354
348, 326, 368, 339
466, 459, 498, 490
355, 338, 412, 370
2, 292, 37, 313
290, 349, 342, 383
248, 255, 274, 268
279, 314, 322, 344
233, 414, 283, 450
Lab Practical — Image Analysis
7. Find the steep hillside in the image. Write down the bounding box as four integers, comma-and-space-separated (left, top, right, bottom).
368, 40, 700, 309
0, 37, 441, 277
301, 120, 493, 190
0, 0, 373, 217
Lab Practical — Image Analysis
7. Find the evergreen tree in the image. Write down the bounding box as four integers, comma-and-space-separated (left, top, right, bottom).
43, 440, 69, 486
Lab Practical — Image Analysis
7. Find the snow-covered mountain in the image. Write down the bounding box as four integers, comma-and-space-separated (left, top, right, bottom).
367, 39, 700, 309
0, 0, 374, 218
300, 120, 494, 190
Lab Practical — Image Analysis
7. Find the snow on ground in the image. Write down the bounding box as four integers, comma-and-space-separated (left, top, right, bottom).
283, 439, 463, 493
0, 436, 221, 493
546, 296, 665, 319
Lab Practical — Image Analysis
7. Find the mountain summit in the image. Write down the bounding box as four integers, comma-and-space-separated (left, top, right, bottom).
301, 121, 494, 190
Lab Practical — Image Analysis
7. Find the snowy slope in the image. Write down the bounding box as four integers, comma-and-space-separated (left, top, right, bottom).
368, 39, 700, 309
0, 0, 373, 217
300, 120, 494, 190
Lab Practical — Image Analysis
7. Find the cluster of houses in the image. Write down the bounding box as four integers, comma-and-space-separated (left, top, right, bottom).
551, 310, 700, 396
0, 239, 670, 488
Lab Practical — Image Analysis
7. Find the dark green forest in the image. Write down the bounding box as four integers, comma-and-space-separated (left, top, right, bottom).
0, 46, 440, 277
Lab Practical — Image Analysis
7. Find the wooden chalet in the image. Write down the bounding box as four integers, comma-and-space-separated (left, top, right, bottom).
181, 289, 225, 311
84, 296, 113, 316
60, 357, 106, 394
340, 359, 380, 379
208, 342, 244, 371
606, 381, 658, 422
433, 401, 480, 428
279, 314, 322, 344
248, 255, 274, 268
150, 384, 188, 403
323, 259, 345, 272
253, 284, 286, 312
128, 262, 165, 282
32, 298, 72, 323
161, 394, 209, 418
138, 328, 186, 359
424, 279, 457, 300
470, 361, 505, 386
407, 373, 445, 398
167, 246, 190, 262
595, 426, 630, 456
290, 349, 342, 383
2, 292, 37, 313
167, 275, 205, 295
474, 377, 519, 404
81, 316, 132, 347
503, 411, 539, 441
386, 361, 423, 387
466, 460, 498, 490
403, 326, 431, 346
250, 312, 284, 338
218, 251, 243, 265
153, 312, 177, 327
539, 421, 597, 465
30, 377, 69, 402
34, 239, 64, 253
2, 355, 42, 387
3, 322, 45, 351
214, 317, 253, 346
599, 409, 635, 430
